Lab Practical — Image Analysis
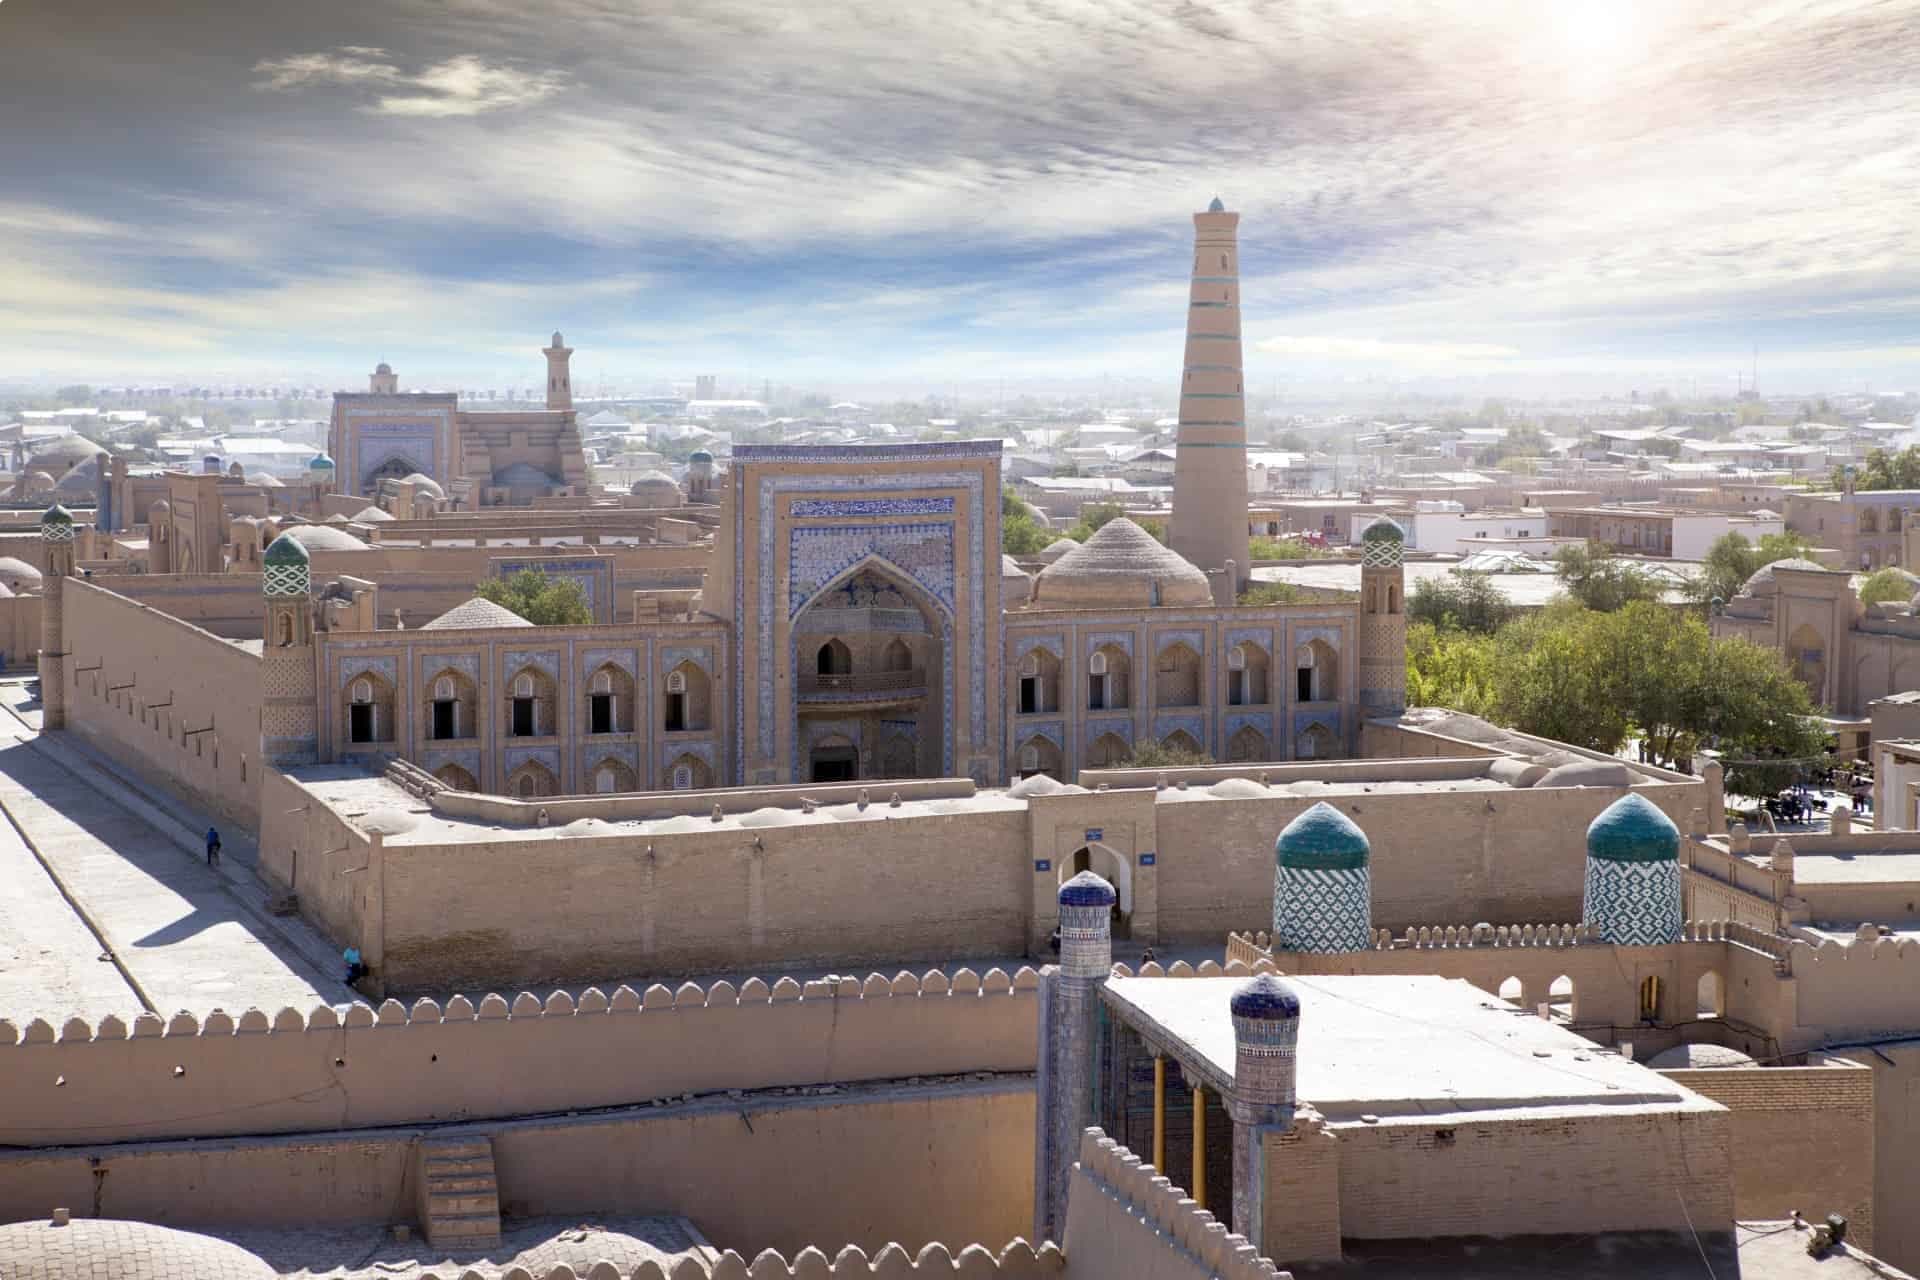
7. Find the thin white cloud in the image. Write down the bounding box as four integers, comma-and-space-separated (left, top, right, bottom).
254, 47, 562, 117
1256, 336, 1521, 366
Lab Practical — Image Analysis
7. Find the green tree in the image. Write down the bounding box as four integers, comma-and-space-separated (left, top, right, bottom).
473, 570, 593, 625
1000, 489, 1051, 556
1858, 567, 1915, 607
1691, 529, 1817, 606
1249, 534, 1331, 560
1120, 741, 1215, 768
1237, 581, 1309, 605
1062, 501, 1130, 542
1404, 622, 1497, 715
1552, 542, 1663, 611
1833, 445, 1920, 492
1405, 572, 1515, 634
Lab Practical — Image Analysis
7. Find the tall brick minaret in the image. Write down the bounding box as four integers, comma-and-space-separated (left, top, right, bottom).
543, 331, 573, 411
1170, 197, 1250, 602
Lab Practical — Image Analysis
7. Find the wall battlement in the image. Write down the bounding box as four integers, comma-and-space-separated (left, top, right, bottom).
0, 968, 1040, 1146
1065, 1129, 1281, 1280
374, 1241, 1065, 1279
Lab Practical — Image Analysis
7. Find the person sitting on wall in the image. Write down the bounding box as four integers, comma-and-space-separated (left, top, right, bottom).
343, 945, 366, 987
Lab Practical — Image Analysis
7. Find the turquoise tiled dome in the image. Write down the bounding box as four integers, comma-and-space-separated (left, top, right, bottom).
1360, 516, 1405, 543
263, 532, 311, 567
40, 503, 74, 528
1586, 792, 1679, 864
1275, 801, 1370, 871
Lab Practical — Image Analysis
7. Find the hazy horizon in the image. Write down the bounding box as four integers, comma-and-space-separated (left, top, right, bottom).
4, 0, 1918, 396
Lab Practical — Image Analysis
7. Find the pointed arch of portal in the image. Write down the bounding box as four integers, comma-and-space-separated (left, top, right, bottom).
788, 552, 955, 782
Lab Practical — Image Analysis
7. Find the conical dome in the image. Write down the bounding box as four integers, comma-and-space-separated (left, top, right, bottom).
1230, 972, 1300, 1019
263, 532, 310, 566
1586, 792, 1679, 864
1058, 869, 1117, 907
1032, 518, 1211, 609
1275, 801, 1370, 870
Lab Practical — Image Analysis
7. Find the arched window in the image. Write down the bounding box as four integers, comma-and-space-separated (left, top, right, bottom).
589, 668, 618, 735
672, 764, 693, 790
511, 672, 537, 737
1696, 970, 1724, 1019
662, 664, 708, 731
432, 676, 458, 740
596, 766, 616, 794
1638, 974, 1663, 1023
816, 638, 851, 676
277, 613, 293, 647
349, 678, 376, 743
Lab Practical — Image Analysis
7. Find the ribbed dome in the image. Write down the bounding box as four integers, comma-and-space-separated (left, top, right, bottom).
1001, 554, 1030, 580
1587, 792, 1679, 864
1740, 558, 1829, 596
1031, 518, 1211, 609
276, 523, 368, 553
1058, 869, 1117, 907
1276, 801, 1370, 870
420, 597, 534, 630
1038, 538, 1079, 564
0, 1217, 276, 1278
401, 472, 444, 498
1230, 973, 1300, 1019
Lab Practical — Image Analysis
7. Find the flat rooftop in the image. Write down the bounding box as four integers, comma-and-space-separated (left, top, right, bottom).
1255, 559, 1700, 609
1102, 975, 1701, 1125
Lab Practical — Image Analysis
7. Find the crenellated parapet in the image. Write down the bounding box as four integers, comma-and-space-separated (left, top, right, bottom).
0, 968, 1042, 1146
1066, 1128, 1284, 1280
392, 1242, 1066, 1279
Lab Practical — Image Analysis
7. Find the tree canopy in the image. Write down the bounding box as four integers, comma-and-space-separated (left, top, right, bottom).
1692, 529, 1819, 606
1406, 571, 1515, 634
1858, 566, 1916, 607
1000, 489, 1052, 556
1832, 446, 1920, 492
1249, 533, 1333, 560
1406, 600, 1827, 789
474, 570, 594, 625
1552, 542, 1664, 611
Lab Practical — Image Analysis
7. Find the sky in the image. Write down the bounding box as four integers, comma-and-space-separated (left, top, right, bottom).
2, 0, 1918, 397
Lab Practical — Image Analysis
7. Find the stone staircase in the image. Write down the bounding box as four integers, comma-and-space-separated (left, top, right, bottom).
416, 1135, 502, 1250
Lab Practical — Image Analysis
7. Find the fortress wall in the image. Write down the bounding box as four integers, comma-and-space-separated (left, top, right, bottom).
0, 1083, 1035, 1255
1062, 1129, 1281, 1280
0, 592, 39, 668
258, 767, 376, 959
1151, 781, 1699, 940
378, 809, 1033, 989
1788, 935, 1920, 1037
1662, 1058, 1874, 1247
104, 572, 264, 639
61, 577, 262, 829
0, 970, 1038, 1147
430, 776, 979, 825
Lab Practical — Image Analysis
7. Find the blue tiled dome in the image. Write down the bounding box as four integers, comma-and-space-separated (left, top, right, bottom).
308, 453, 335, 475
1276, 801, 1370, 871
40, 502, 73, 528
1229, 973, 1299, 1019
1207, 196, 1226, 212
689, 449, 714, 464
1586, 792, 1680, 864
1058, 869, 1117, 907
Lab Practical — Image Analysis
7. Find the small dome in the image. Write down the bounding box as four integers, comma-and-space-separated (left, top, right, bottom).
401, 472, 444, 498
148, 499, 170, 517
1360, 515, 1405, 543
54, 457, 100, 493
0, 1217, 276, 1278
1059, 869, 1116, 907
420, 597, 534, 630
493, 462, 558, 487
40, 503, 74, 529
628, 470, 683, 505
308, 452, 336, 472
26, 434, 105, 472
276, 523, 369, 553
1001, 554, 1031, 581
351, 505, 395, 523
1276, 801, 1370, 870
1032, 518, 1211, 609
688, 449, 714, 464
262, 532, 311, 567
1587, 792, 1680, 864
550, 330, 565, 347
1230, 973, 1300, 1020
1646, 1043, 1756, 1069
1038, 537, 1080, 564
359, 807, 419, 835
245, 471, 284, 488
0, 557, 44, 589
21, 471, 55, 495
1739, 558, 1829, 596
1006, 773, 1087, 799
1207, 196, 1226, 212
1209, 776, 1268, 799
203, 454, 222, 467
375, 362, 392, 375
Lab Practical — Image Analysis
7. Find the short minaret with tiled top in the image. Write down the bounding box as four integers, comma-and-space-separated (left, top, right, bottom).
260, 532, 318, 766
1272, 801, 1372, 952
1227, 973, 1301, 1251
1583, 792, 1683, 946
1034, 869, 1116, 1245
1358, 515, 1407, 718
1170, 196, 1250, 601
